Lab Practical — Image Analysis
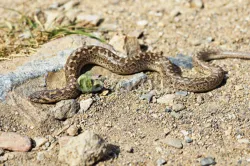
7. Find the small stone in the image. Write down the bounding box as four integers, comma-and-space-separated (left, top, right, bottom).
58, 130, 107, 166
165, 107, 172, 113
137, 20, 148, 27
163, 137, 183, 149
76, 14, 102, 25
0, 148, 4, 156
67, 125, 79, 136
170, 111, 182, 119
196, 96, 204, 104
44, 142, 50, 148
157, 94, 176, 105
37, 152, 45, 161
19, 31, 32, 39
157, 158, 167, 166
52, 99, 80, 120
180, 130, 189, 136
49, 2, 60, 9
189, 38, 202, 46
140, 90, 156, 102
170, 8, 181, 17
175, 91, 188, 96
124, 145, 134, 153
172, 104, 186, 112
33, 137, 48, 148
206, 37, 214, 43
185, 136, 193, 143
0, 132, 32, 152
101, 90, 109, 96
238, 139, 250, 144
190, 0, 204, 8
61, 0, 80, 10
79, 98, 93, 113
200, 157, 216, 166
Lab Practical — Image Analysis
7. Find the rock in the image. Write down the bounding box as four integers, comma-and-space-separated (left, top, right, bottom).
67, 125, 79, 136
172, 103, 186, 112
37, 152, 45, 161
157, 158, 167, 166
58, 130, 107, 166
168, 53, 193, 69
157, 94, 176, 105
52, 99, 80, 120
76, 14, 103, 25
0, 132, 32, 152
170, 111, 182, 119
184, 136, 193, 143
175, 91, 188, 96
170, 8, 181, 17
61, 0, 80, 11
124, 145, 134, 153
0, 148, 4, 156
140, 90, 156, 102
196, 96, 204, 104
19, 31, 32, 39
79, 98, 93, 113
44, 142, 50, 148
190, 0, 204, 9
238, 139, 250, 144
117, 73, 147, 91
200, 157, 216, 166
137, 20, 148, 27
163, 137, 183, 149
33, 137, 48, 148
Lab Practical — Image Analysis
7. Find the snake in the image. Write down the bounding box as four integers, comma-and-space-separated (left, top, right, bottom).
28, 45, 250, 103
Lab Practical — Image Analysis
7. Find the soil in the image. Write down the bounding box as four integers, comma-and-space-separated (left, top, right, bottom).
0, 0, 250, 165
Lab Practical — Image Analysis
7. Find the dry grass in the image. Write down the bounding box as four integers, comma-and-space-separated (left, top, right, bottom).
0, 7, 105, 59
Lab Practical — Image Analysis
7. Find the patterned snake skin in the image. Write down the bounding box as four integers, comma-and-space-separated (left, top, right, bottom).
29, 46, 250, 103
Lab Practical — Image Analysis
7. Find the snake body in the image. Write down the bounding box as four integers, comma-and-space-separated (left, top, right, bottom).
29, 46, 250, 103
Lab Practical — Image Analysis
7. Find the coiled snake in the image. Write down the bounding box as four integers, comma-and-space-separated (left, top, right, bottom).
29, 42, 250, 103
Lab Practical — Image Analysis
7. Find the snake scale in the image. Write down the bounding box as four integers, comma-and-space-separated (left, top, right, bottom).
29, 45, 250, 103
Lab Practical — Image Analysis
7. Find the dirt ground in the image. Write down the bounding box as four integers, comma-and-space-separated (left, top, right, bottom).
0, 0, 250, 165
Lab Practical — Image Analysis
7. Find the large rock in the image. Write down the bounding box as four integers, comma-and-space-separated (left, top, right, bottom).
58, 130, 107, 166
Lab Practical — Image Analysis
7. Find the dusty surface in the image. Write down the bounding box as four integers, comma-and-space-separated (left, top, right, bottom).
0, 0, 250, 165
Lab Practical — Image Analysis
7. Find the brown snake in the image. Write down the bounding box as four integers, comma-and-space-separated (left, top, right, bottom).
29, 45, 250, 103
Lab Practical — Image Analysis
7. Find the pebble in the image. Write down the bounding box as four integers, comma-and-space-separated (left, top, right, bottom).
79, 98, 93, 113
196, 96, 204, 104
175, 91, 188, 96
51, 99, 80, 120
44, 142, 50, 148
0, 132, 32, 152
37, 152, 45, 161
185, 136, 193, 143
163, 137, 183, 149
200, 157, 216, 166
58, 130, 107, 166
76, 14, 102, 25
157, 158, 167, 166
170, 8, 181, 17
140, 90, 156, 102
137, 20, 148, 27
189, 38, 202, 46
172, 103, 186, 112
170, 111, 183, 119
190, 0, 204, 8
19, 31, 32, 39
61, 0, 80, 10
124, 145, 134, 153
237, 138, 250, 144
67, 125, 79, 136
0, 148, 4, 156
33, 137, 48, 148
157, 94, 176, 105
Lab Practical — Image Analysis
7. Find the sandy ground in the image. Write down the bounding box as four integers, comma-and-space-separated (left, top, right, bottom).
0, 0, 250, 165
